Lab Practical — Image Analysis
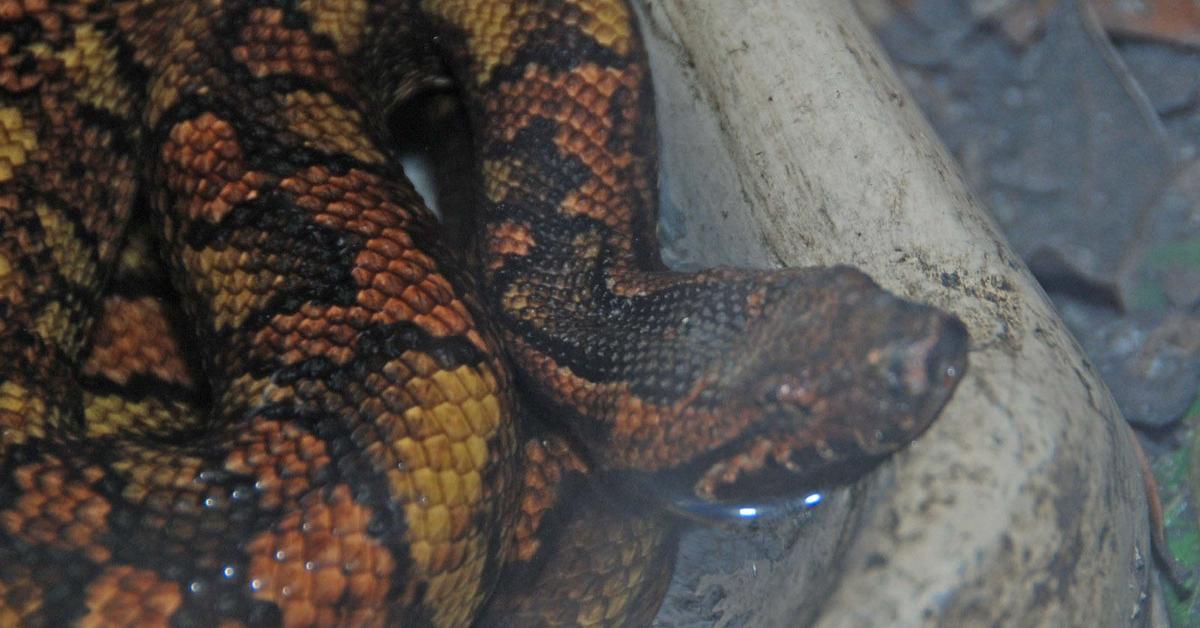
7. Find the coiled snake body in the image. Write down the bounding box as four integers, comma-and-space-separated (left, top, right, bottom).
0, 1, 967, 625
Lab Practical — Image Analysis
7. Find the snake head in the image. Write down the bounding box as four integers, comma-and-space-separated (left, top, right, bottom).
669, 266, 969, 508
753, 275, 966, 453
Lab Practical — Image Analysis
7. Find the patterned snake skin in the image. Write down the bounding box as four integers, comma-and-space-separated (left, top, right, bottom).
0, 0, 968, 625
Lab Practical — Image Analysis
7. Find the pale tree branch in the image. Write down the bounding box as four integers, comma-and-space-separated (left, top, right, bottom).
638, 1, 1157, 625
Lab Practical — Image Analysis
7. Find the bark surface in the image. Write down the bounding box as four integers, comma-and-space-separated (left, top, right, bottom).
639, 1, 1154, 625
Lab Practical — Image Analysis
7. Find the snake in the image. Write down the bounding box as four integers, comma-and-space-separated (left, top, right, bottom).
0, 0, 969, 625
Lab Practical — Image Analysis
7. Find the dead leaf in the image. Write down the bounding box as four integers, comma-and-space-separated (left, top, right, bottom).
1093, 0, 1200, 49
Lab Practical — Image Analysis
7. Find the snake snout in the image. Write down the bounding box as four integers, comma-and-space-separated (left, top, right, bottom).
883, 312, 968, 399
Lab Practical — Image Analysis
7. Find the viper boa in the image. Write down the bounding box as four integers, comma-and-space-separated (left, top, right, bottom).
0, 0, 967, 625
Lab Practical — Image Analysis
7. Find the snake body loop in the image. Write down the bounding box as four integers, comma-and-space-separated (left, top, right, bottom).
0, 1, 967, 625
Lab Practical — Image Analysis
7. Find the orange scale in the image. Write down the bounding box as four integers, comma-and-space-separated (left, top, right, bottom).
42, 501, 72, 525
594, 73, 621, 97
382, 260, 425, 285
277, 562, 314, 600
77, 496, 110, 524
562, 132, 591, 155
399, 284, 435, 314
353, 205, 393, 226
32, 466, 63, 492
423, 270, 455, 295
311, 567, 347, 606
602, 210, 630, 230
364, 236, 404, 259
562, 76, 586, 98
246, 435, 273, 459
367, 552, 397, 584
356, 249, 391, 275
290, 45, 315, 62
400, 248, 438, 271
323, 338, 354, 364
216, 137, 241, 159
415, 282, 450, 310
595, 168, 624, 191
377, 224, 416, 246
576, 86, 603, 111
276, 346, 306, 366
279, 457, 308, 480
265, 431, 292, 454
370, 297, 417, 322
374, 200, 407, 221
350, 264, 381, 291
342, 571, 380, 604
324, 482, 357, 512
341, 188, 373, 206
325, 199, 363, 219
368, 271, 409, 299
339, 218, 379, 238
307, 538, 344, 574
309, 183, 342, 203
294, 316, 337, 341
551, 103, 580, 126
270, 482, 304, 506
337, 534, 374, 573
271, 530, 307, 565
413, 314, 452, 337
586, 97, 614, 122
429, 305, 468, 334
580, 153, 610, 179
305, 168, 333, 188
308, 212, 345, 232
192, 157, 219, 180
333, 173, 363, 193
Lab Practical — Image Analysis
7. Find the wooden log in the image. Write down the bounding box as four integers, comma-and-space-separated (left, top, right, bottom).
636, 1, 1156, 625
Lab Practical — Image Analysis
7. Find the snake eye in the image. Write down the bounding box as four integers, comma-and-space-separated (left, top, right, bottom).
879, 313, 968, 399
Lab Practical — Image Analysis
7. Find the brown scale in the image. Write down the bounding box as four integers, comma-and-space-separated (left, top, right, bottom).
0, 0, 968, 626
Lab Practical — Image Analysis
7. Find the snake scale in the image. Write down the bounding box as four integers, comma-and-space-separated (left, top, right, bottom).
0, 0, 968, 625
